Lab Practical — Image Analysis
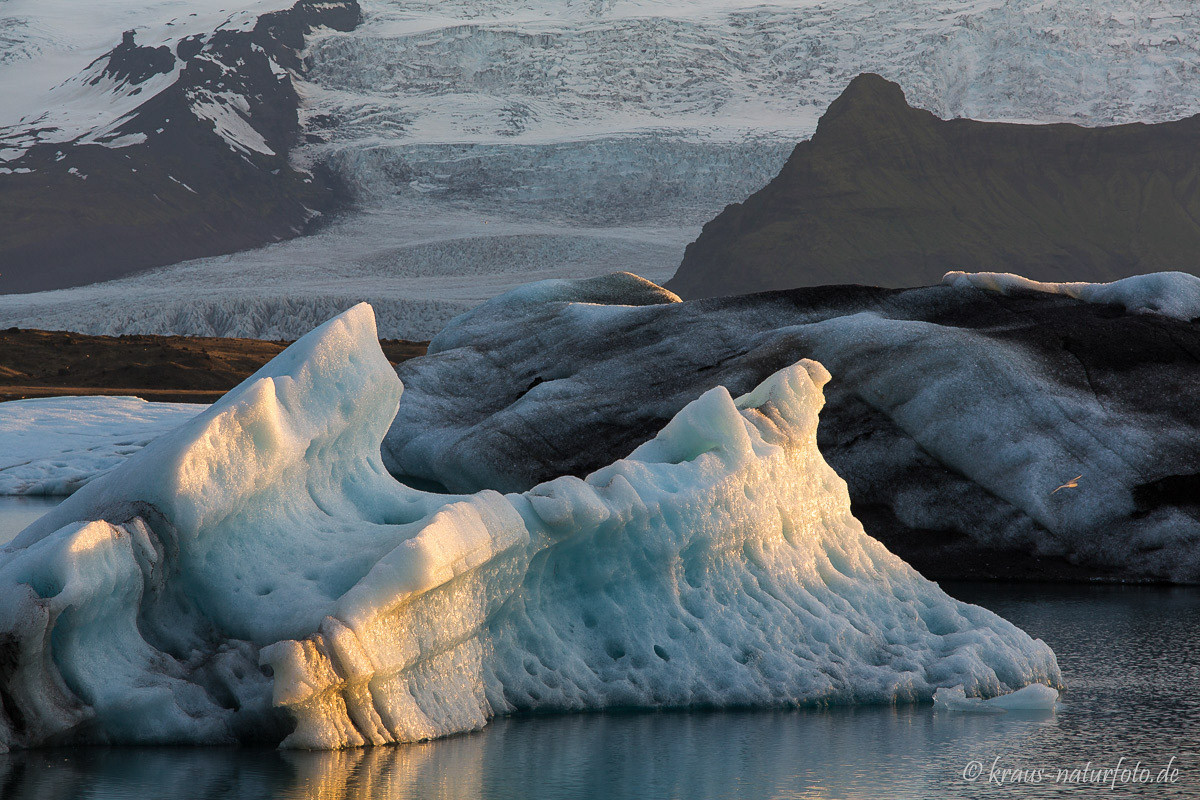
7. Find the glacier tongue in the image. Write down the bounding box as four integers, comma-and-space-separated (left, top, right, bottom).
0, 304, 1059, 750
9, 0, 1200, 339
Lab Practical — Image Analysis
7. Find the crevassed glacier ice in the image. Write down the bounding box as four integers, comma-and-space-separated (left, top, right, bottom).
0, 303, 1059, 751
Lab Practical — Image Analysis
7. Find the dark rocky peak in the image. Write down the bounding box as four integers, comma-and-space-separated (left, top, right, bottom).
88, 30, 175, 87
810, 73, 934, 143
254, 0, 362, 70
667, 73, 1200, 299
176, 35, 206, 62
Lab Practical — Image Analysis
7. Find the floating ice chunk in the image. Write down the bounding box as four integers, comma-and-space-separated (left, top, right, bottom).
987, 683, 1060, 710
934, 683, 1059, 713
0, 304, 1061, 751
943, 270, 1200, 321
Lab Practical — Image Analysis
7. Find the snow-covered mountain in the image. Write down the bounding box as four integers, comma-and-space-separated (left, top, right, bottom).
3, 0, 1200, 336
0, 0, 360, 292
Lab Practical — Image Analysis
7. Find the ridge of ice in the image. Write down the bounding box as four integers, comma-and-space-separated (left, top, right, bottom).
0, 304, 1060, 750
943, 270, 1200, 321
427, 271, 680, 354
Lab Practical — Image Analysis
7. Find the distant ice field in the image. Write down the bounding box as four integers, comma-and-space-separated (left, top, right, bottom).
0, 206, 693, 339
3, 0, 1199, 338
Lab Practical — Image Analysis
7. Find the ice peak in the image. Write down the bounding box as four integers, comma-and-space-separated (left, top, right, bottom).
13, 301, 400, 550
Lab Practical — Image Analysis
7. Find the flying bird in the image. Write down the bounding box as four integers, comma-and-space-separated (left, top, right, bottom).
1051, 475, 1083, 495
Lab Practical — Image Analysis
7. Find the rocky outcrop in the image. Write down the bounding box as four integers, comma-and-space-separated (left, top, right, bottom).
667, 73, 1200, 299
0, 1, 361, 294
384, 272, 1200, 583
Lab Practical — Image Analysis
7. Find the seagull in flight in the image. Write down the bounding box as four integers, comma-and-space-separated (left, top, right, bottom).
1051, 475, 1083, 495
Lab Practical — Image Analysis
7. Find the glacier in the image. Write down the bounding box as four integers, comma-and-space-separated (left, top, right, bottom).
5, 0, 1200, 336
0, 302, 1059, 750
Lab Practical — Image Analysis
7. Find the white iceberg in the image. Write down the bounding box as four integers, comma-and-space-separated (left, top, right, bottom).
0, 303, 1060, 750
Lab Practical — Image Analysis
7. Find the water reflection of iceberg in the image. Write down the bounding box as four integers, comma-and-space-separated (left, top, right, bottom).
0, 707, 1049, 800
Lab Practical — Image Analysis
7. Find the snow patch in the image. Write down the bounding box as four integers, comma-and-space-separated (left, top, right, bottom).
168, 174, 198, 193
188, 90, 277, 157
97, 132, 148, 148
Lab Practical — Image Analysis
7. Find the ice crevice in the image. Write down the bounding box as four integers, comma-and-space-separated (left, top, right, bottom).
0, 303, 1060, 750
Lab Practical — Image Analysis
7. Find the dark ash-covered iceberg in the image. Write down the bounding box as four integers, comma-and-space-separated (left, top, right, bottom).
384, 272, 1200, 582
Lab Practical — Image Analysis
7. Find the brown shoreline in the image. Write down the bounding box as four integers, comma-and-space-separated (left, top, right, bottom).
0, 328, 428, 404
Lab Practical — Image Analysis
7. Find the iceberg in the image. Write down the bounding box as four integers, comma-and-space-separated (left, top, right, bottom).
0, 303, 1059, 750
384, 272, 1200, 582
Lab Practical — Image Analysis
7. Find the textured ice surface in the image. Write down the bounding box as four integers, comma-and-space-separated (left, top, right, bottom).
385, 272, 1200, 582
0, 209, 689, 339
0, 397, 203, 496
6, 0, 1200, 337
944, 270, 1200, 321
0, 303, 1059, 750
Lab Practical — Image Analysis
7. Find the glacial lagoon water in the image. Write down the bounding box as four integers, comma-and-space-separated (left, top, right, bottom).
0, 497, 1196, 799
0, 495, 63, 545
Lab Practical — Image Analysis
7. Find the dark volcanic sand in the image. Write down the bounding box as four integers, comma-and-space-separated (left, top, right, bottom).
0, 328, 427, 404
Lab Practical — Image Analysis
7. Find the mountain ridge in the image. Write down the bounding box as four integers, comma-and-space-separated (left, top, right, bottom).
667, 73, 1200, 299
0, 1, 361, 294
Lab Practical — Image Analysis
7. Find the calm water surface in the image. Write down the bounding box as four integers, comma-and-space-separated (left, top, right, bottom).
0, 495, 62, 544
0, 496, 1196, 798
